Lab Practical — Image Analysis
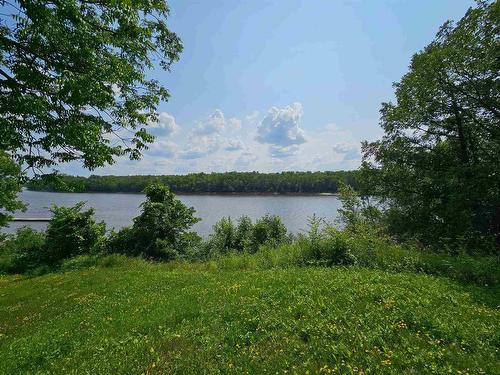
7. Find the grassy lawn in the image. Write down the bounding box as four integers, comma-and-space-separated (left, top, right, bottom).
0, 261, 498, 374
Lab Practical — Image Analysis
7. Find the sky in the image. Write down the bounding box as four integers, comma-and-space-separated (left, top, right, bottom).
67, 0, 476, 176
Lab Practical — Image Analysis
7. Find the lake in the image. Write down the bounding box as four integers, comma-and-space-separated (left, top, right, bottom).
3, 190, 342, 237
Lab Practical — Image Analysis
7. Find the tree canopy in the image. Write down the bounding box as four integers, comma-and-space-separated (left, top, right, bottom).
0, 0, 182, 172
26, 171, 360, 194
0, 0, 181, 225
0, 151, 24, 226
362, 1, 499, 252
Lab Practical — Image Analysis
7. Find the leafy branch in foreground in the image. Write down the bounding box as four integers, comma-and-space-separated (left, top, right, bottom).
0, 0, 182, 173
0, 151, 24, 226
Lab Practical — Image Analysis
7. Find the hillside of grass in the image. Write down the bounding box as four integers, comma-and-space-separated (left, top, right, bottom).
0, 258, 498, 374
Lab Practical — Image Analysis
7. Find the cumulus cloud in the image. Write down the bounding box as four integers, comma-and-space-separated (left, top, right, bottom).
193, 109, 226, 136
179, 136, 221, 159
234, 152, 258, 170
148, 112, 179, 136
91, 105, 365, 175
270, 145, 299, 158
332, 142, 361, 161
228, 117, 242, 129
224, 139, 245, 151
257, 103, 306, 147
245, 110, 260, 126
146, 140, 178, 158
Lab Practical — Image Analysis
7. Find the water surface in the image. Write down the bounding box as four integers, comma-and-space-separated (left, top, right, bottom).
4, 190, 342, 237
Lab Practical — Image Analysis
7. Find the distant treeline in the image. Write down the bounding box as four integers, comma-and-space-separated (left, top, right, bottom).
26, 171, 359, 194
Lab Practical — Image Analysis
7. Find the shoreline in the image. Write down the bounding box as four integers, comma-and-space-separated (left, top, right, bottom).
24, 189, 338, 197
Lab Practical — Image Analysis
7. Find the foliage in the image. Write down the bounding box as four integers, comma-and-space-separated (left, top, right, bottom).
0, 151, 24, 227
252, 215, 289, 249
297, 217, 357, 266
0, 0, 182, 174
26, 170, 360, 194
219, 227, 499, 286
0, 265, 498, 373
361, 1, 499, 253
0, 227, 45, 274
105, 227, 136, 256
234, 216, 254, 252
205, 214, 289, 256
207, 217, 237, 255
336, 182, 381, 233
107, 184, 201, 261
44, 202, 106, 265
203, 214, 499, 286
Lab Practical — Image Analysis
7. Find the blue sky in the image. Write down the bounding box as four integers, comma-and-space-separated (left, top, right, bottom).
79, 0, 476, 176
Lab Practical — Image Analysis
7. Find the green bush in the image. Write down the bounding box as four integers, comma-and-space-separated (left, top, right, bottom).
337, 182, 382, 234
287, 216, 356, 267
209, 222, 499, 286
208, 217, 236, 255
0, 227, 46, 274
106, 227, 135, 255
234, 216, 253, 251
252, 215, 288, 250
206, 214, 289, 256
106, 184, 201, 261
44, 202, 106, 265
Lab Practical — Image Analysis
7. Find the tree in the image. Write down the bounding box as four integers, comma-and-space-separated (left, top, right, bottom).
114, 184, 201, 260
0, 0, 182, 172
0, 151, 24, 226
362, 1, 499, 252
44, 202, 106, 264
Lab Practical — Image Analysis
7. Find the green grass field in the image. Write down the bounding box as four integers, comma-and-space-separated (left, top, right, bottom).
0, 259, 498, 374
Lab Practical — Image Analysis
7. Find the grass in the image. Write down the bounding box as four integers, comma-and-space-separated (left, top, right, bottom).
0, 257, 498, 374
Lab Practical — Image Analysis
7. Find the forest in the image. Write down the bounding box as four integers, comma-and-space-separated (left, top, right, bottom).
26, 171, 359, 194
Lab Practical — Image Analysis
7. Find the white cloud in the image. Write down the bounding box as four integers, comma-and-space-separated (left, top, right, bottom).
148, 112, 179, 136
85, 106, 364, 175
234, 152, 258, 171
111, 83, 121, 97
179, 136, 221, 159
146, 140, 178, 158
224, 139, 245, 151
270, 145, 299, 158
257, 103, 306, 148
332, 142, 361, 161
193, 109, 226, 136
245, 110, 260, 126
228, 117, 242, 129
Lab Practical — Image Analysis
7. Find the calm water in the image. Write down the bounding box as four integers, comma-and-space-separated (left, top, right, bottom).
4, 190, 342, 237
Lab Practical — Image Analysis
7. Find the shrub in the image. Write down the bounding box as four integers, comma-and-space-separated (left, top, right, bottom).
205, 214, 289, 257
44, 202, 106, 265
107, 184, 201, 261
235, 216, 253, 252
296, 217, 356, 266
0, 227, 46, 274
251, 215, 288, 251
106, 227, 136, 255
208, 217, 236, 255
337, 182, 382, 235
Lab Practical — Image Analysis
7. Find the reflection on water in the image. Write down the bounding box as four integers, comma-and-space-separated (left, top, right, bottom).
4, 190, 342, 237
